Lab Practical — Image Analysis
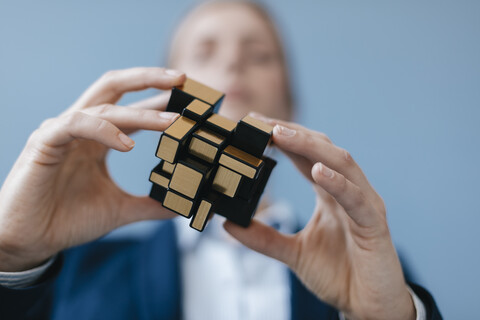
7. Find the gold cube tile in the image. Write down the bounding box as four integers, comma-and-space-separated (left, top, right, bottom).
241, 115, 274, 134
219, 145, 263, 179
191, 200, 212, 231
156, 136, 179, 163
180, 78, 223, 106
162, 161, 176, 174
169, 163, 203, 199
212, 166, 242, 197
163, 191, 193, 217
189, 137, 218, 163
164, 116, 196, 140
149, 171, 169, 188
195, 128, 225, 146
206, 114, 237, 133
185, 99, 211, 117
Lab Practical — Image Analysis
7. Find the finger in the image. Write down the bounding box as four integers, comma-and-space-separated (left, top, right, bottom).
36, 112, 135, 153
127, 92, 171, 110
283, 150, 315, 183
311, 162, 384, 229
223, 219, 298, 267
70, 67, 186, 110
118, 195, 178, 225
249, 113, 366, 188
271, 123, 382, 207
82, 104, 179, 132
282, 149, 341, 207
249, 112, 332, 143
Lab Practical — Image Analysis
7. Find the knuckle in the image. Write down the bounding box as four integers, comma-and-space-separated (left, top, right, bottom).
303, 132, 316, 149
338, 147, 354, 167
375, 196, 387, 215
64, 111, 84, 127
317, 132, 332, 143
351, 189, 367, 208
94, 103, 114, 116
94, 119, 110, 133
99, 70, 121, 92
100, 70, 118, 83
26, 128, 43, 146
39, 117, 56, 129
135, 108, 148, 119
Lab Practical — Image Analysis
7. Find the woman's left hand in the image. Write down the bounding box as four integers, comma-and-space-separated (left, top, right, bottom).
224, 114, 416, 320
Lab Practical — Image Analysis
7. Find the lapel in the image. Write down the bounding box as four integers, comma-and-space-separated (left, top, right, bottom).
138, 220, 338, 320
137, 220, 182, 320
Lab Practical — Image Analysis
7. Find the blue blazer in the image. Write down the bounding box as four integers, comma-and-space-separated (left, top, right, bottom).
0, 221, 441, 319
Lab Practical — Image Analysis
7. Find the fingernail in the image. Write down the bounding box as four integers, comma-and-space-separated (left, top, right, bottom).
159, 112, 180, 120
118, 132, 135, 149
165, 69, 184, 77
274, 124, 296, 137
316, 162, 334, 178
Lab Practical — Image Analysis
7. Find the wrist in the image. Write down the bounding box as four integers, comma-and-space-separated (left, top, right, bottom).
0, 238, 52, 272
345, 285, 416, 320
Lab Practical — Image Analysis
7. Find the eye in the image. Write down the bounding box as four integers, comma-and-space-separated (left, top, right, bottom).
191, 41, 215, 64
246, 50, 276, 65
192, 49, 212, 64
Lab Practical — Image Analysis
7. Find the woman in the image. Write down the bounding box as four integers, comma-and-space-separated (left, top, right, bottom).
0, 1, 441, 319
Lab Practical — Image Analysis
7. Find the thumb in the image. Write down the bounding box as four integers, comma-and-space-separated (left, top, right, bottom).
223, 219, 298, 267
118, 195, 178, 225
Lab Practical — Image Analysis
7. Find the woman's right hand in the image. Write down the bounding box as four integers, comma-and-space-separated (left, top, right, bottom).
0, 67, 185, 272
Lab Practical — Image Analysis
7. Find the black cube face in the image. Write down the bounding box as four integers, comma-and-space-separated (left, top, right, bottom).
149, 78, 276, 232
213, 157, 276, 227
149, 183, 167, 203
167, 78, 225, 114
231, 115, 273, 158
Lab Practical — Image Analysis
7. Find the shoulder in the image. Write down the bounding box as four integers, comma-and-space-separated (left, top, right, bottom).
60, 220, 177, 276
51, 220, 181, 319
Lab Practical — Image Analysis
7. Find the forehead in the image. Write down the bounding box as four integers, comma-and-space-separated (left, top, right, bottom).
180, 4, 276, 46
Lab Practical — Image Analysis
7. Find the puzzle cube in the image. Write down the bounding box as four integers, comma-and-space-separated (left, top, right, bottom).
148, 78, 276, 232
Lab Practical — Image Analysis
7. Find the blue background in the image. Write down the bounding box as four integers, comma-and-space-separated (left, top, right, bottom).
1, 1, 479, 317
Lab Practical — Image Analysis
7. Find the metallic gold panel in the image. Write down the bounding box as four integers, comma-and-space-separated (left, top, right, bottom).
191, 200, 212, 231
195, 128, 224, 146
165, 116, 196, 140
212, 166, 241, 197
180, 78, 223, 105
163, 191, 193, 217
206, 114, 237, 132
219, 154, 256, 179
189, 137, 218, 163
223, 145, 263, 168
169, 163, 203, 199
156, 136, 179, 163
162, 161, 176, 174
186, 99, 210, 116
241, 115, 274, 134
149, 172, 169, 188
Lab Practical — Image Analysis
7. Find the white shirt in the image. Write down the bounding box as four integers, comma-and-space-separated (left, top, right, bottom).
176, 201, 296, 320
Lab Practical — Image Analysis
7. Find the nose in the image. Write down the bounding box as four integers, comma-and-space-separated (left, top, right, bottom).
223, 42, 244, 75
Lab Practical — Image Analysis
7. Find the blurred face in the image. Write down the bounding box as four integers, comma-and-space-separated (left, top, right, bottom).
170, 3, 290, 121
